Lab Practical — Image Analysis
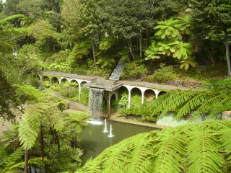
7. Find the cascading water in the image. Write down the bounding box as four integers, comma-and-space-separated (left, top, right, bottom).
87, 88, 104, 125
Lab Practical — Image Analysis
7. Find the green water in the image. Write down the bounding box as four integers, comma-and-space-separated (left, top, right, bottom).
79, 120, 155, 161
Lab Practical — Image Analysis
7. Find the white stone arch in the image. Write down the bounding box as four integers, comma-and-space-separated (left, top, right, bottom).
157, 91, 167, 97
111, 92, 119, 101
75, 79, 89, 101
80, 80, 88, 85
42, 75, 50, 81
122, 85, 136, 108
131, 87, 143, 105
144, 88, 156, 103
50, 76, 59, 84
70, 79, 79, 86
67, 78, 73, 82
59, 77, 68, 84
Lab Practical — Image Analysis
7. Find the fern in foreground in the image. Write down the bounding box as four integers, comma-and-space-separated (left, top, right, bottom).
77, 121, 231, 173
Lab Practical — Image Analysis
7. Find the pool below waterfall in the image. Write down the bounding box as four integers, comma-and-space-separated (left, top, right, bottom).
79, 120, 155, 161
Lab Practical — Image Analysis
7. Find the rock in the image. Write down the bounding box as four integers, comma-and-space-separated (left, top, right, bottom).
222, 111, 231, 120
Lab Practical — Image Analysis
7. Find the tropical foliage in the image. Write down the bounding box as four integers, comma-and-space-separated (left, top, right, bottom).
145, 16, 195, 70
122, 78, 231, 121
77, 120, 231, 173
0, 0, 231, 173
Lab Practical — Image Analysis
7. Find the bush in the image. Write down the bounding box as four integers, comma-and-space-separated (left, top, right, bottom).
146, 65, 178, 83
59, 83, 78, 99
47, 62, 72, 72
49, 50, 70, 63
120, 103, 157, 122
79, 88, 89, 106
68, 42, 91, 67
121, 62, 148, 79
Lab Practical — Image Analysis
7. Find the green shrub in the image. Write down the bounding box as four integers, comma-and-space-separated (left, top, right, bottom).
49, 50, 70, 63
68, 42, 91, 66
79, 88, 89, 106
120, 103, 157, 122
59, 83, 78, 99
28, 78, 42, 88
117, 93, 157, 121
146, 65, 178, 83
122, 62, 148, 79
47, 63, 72, 72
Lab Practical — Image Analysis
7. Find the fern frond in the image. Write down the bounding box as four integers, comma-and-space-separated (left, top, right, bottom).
18, 113, 40, 150
153, 127, 187, 173
176, 93, 210, 119
192, 93, 226, 119
2, 148, 24, 172
77, 121, 231, 173
186, 125, 224, 173
126, 132, 158, 173
101, 135, 139, 173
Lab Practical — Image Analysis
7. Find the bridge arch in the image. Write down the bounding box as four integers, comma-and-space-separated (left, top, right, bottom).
80, 81, 88, 85
42, 75, 50, 81
131, 87, 142, 106
144, 89, 156, 102
51, 76, 59, 84
158, 91, 167, 97
60, 78, 68, 84
70, 79, 79, 87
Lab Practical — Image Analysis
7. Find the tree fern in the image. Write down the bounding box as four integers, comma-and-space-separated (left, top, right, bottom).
18, 112, 40, 150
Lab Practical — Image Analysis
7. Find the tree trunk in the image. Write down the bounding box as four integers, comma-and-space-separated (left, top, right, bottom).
146, 29, 149, 48
225, 42, 231, 76
139, 30, 143, 58
24, 150, 29, 173
91, 41, 96, 66
128, 39, 135, 60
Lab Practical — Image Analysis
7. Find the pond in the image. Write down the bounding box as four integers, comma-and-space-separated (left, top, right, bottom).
79, 120, 155, 161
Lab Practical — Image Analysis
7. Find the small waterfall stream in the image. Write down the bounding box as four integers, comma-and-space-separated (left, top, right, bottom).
88, 88, 104, 125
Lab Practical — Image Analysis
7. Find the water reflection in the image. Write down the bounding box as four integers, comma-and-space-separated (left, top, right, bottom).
80, 120, 155, 161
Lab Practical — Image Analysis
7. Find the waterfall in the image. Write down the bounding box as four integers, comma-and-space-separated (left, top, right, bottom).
88, 88, 104, 125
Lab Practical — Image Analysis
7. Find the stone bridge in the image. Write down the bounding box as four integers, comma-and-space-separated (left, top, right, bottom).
40, 71, 189, 115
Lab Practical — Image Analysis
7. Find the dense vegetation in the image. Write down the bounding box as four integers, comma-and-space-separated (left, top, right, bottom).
0, 0, 230, 84
121, 78, 231, 122
0, 84, 90, 173
78, 120, 231, 173
0, 0, 230, 173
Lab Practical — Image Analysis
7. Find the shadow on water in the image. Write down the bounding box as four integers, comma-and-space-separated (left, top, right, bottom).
79, 120, 155, 162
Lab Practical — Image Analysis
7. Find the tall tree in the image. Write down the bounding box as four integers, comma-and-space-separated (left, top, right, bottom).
96, 0, 183, 59
189, 0, 231, 75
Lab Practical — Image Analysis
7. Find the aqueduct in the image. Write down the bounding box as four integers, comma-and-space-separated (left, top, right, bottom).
39, 71, 187, 116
